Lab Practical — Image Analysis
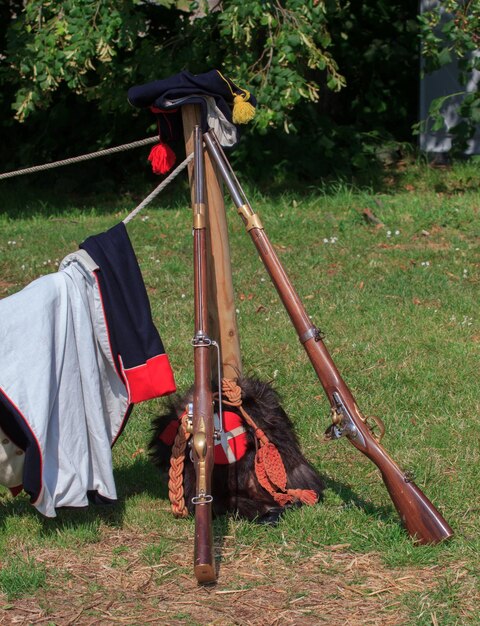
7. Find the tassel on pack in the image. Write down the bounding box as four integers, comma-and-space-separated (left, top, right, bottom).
148, 142, 176, 175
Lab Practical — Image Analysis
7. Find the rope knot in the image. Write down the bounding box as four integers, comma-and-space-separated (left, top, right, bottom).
221, 379, 242, 405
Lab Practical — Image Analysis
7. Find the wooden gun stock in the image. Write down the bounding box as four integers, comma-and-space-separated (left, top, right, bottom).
329, 392, 453, 543
191, 126, 216, 582
204, 131, 453, 545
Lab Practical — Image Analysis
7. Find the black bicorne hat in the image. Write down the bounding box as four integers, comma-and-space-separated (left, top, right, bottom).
128, 69, 257, 149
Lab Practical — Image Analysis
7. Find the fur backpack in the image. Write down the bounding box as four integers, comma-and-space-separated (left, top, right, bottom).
149, 377, 324, 523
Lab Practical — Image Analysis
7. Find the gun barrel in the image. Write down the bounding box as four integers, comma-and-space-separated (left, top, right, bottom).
204, 130, 453, 545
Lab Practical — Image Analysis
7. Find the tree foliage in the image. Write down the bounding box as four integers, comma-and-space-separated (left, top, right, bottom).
3, 0, 179, 120
419, 0, 480, 153
4, 0, 345, 130
203, 0, 346, 131
0, 1, 422, 181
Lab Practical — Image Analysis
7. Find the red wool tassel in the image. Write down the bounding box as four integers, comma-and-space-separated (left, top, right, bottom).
148, 142, 176, 175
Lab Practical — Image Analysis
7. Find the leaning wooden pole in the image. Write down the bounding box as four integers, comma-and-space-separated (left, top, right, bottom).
182, 105, 242, 380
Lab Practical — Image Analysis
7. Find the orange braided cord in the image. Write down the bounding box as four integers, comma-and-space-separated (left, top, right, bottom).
221, 378, 318, 507
168, 415, 191, 518
258, 442, 288, 490
255, 442, 318, 506
238, 406, 269, 446
255, 443, 293, 506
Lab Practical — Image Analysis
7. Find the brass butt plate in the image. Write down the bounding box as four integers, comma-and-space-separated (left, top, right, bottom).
194, 563, 216, 584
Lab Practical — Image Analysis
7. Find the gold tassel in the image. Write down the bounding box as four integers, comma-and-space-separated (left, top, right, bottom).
232, 94, 256, 124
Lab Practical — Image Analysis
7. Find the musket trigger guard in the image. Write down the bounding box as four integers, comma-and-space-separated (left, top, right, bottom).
366, 414, 386, 442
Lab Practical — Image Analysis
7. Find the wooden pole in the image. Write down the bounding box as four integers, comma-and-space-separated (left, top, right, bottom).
182, 105, 242, 380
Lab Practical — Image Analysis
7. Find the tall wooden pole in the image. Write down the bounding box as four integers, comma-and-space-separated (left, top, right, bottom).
182, 105, 242, 380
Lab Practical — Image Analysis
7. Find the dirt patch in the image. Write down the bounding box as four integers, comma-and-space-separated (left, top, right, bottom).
375, 240, 452, 252
0, 280, 17, 295
0, 527, 476, 625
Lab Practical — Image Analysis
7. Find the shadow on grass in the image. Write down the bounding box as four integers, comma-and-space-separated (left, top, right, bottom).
114, 456, 170, 501
0, 457, 167, 536
0, 491, 125, 538
0, 459, 396, 529
322, 474, 397, 524
3, 130, 480, 222
0, 456, 398, 566
0, 145, 428, 221
0, 163, 190, 220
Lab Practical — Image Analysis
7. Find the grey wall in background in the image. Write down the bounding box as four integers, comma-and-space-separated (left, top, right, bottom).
419, 0, 480, 154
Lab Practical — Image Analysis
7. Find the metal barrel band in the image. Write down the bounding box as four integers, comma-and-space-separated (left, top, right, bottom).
191, 333, 213, 347
299, 326, 324, 344
237, 204, 263, 231
193, 202, 207, 229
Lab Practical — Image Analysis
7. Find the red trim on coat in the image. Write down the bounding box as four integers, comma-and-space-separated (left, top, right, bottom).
122, 353, 176, 404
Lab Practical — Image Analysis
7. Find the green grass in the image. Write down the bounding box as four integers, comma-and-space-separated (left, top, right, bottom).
0, 160, 479, 621
0, 556, 47, 600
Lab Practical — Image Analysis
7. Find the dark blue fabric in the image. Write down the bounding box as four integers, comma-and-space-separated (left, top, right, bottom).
80, 222, 166, 373
0, 391, 42, 501
0, 226, 164, 508
128, 69, 257, 140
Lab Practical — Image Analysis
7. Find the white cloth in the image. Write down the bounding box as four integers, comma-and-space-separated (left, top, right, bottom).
0, 251, 128, 517
164, 95, 239, 147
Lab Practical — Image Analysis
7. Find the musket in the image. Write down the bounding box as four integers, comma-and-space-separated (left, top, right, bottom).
190, 126, 216, 582
203, 130, 454, 545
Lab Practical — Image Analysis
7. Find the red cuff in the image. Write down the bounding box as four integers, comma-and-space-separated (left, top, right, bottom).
122, 354, 176, 404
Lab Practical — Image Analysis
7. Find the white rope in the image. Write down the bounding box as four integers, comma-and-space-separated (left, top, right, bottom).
123, 152, 194, 224
0, 136, 159, 180
0, 133, 194, 224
